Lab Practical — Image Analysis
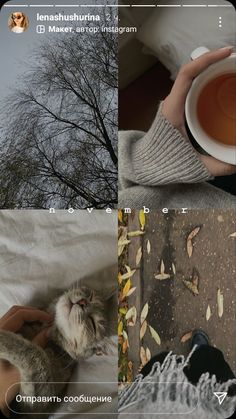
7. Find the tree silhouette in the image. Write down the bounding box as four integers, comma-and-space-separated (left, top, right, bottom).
0, 15, 118, 209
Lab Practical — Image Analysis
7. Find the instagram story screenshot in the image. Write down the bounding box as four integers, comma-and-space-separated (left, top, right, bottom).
0, 1, 236, 419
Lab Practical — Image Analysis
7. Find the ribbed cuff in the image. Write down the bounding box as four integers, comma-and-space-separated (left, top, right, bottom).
132, 107, 213, 185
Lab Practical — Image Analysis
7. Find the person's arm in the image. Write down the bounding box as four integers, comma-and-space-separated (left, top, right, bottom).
0, 306, 52, 418
119, 47, 236, 190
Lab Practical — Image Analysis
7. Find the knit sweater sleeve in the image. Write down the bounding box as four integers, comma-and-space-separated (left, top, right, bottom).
119, 106, 213, 189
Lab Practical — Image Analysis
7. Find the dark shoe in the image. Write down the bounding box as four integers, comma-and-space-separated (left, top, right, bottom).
191, 329, 210, 349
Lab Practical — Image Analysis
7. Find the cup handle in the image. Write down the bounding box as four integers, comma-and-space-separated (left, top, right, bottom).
191, 47, 210, 60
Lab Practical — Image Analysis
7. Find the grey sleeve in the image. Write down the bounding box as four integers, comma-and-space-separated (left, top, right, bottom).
119, 107, 213, 190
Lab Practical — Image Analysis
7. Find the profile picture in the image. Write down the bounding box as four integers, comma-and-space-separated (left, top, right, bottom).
8, 12, 29, 34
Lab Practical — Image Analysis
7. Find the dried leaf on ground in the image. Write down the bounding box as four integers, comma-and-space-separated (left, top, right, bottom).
122, 279, 131, 299
147, 239, 151, 254
136, 246, 142, 266
140, 320, 147, 340
192, 269, 199, 287
126, 287, 137, 297
149, 325, 161, 345
140, 302, 149, 324
217, 288, 224, 318
118, 321, 123, 336
180, 331, 193, 343
122, 339, 128, 354
127, 361, 133, 383
182, 269, 199, 296
118, 210, 123, 223
125, 306, 137, 326
139, 209, 146, 231
146, 347, 151, 362
188, 226, 201, 241
182, 279, 199, 296
229, 232, 236, 238
206, 304, 211, 321
187, 239, 193, 258
123, 330, 128, 341
120, 269, 136, 281
119, 307, 127, 315
125, 306, 136, 320
187, 226, 201, 258
118, 227, 128, 257
140, 346, 147, 366
118, 239, 130, 257
118, 272, 122, 285
172, 263, 176, 275
154, 259, 170, 280
128, 230, 145, 237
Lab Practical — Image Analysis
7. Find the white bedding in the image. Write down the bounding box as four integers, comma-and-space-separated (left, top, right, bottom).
137, 0, 235, 79
0, 210, 118, 418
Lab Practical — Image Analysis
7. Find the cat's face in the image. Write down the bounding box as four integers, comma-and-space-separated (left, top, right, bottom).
53, 286, 107, 359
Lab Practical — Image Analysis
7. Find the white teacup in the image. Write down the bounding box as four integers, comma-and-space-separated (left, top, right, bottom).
185, 47, 236, 165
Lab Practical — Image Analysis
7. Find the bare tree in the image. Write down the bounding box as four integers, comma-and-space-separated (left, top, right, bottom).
0, 13, 118, 209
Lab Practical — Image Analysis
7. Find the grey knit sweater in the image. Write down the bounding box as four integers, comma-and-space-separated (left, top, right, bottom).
118, 107, 236, 209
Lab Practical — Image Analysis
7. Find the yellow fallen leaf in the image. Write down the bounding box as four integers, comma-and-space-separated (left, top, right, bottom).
128, 230, 145, 237
126, 287, 137, 297
139, 209, 145, 231
146, 347, 151, 362
206, 304, 211, 321
217, 288, 224, 318
118, 209, 123, 223
140, 320, 147, 340
140, 302, 149, 324
147, 240, 151, 254
136, 246, 142, 265
229, 232, 236, 238
180, 331, 193, 343
122, 279, 131, 298
118, 321, 123, 336
149, 325, 161, 345
118, 272, 122, 285
119, 307, 127, 315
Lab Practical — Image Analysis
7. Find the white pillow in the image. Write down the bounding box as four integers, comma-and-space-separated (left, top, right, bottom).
137, 0, 235, 79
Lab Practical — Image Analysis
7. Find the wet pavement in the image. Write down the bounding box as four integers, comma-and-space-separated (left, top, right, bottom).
127, 209, 236, 377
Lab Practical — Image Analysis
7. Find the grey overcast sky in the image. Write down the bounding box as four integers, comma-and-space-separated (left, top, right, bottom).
0, 0, 111, 102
